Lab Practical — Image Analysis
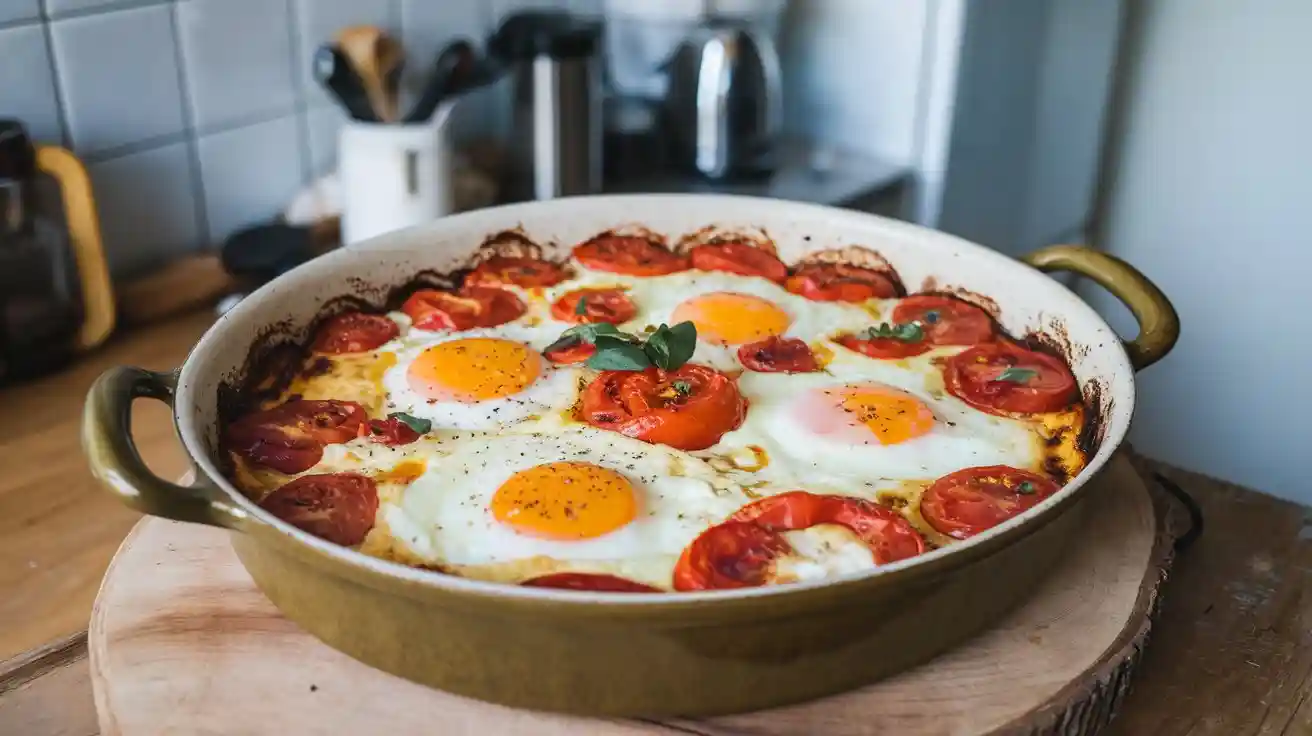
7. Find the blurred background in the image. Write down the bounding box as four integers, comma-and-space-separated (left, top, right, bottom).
0, 0, 1307, 659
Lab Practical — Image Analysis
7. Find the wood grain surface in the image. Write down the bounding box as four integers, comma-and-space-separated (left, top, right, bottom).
0, 310, 213, 662
84, 457, 1160, 736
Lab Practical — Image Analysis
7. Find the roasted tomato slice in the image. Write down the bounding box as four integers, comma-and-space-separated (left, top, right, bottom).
579, 364, 746, 451
225, 399, 368, 473
543, 337, 596, 365
920, 466, 1060, 539
521, 572, 661, 593
550, 287, 638, 325
673, 521, 792, 591
689, 242, 787, 282
944, 341, 1078, 415
310, 312, 398, 354
836, 332, 930, 359
464, 255, 570, 288
737, 336, 820, 373
400, 285, 526, 331
784, 263, 898, 302
573, 234, 689, 276
259, 472, 379, 546
892, 295, 995, 346
731, 492, 926, 565
364, 416, 421, 446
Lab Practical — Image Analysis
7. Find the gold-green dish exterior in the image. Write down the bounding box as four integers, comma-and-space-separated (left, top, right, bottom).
82, 195, 1178, 717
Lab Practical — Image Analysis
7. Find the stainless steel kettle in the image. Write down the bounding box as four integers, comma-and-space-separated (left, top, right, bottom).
664, 21, 783, 180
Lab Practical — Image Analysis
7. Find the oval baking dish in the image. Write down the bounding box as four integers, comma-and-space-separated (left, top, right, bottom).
84, 195, 1177, 717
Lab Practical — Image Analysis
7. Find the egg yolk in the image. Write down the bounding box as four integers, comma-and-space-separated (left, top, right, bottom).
798, 383, 936, 445
671, 292, 791, 345
407, 337, 541, 402
491, 462, 637, 540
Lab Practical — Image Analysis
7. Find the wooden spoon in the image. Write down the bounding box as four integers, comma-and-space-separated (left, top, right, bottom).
334, 25, 405, 123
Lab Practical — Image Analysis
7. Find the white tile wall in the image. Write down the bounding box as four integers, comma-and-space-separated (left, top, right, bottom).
1, 0, 559, 279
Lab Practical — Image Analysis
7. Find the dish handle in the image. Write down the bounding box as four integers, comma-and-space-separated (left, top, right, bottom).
1020, 244, 1179, 371
83, 366, 248, 530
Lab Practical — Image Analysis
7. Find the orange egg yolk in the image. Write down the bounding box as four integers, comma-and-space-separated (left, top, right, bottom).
670, 292, 791, 345
491, 462, 637, 540
406, 337, 541, 402
836, 385, 936, 445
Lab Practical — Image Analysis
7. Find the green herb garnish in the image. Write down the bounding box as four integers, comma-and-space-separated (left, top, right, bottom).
388, 412, 432, 434
546, 320, 698, 372
574, 295, 589, 316
864, 322, 924, 343
542, 321, 625, 356
671, 379, 693, 396
994, 366, 1038, 384
587, 335, 651, 370
1017, 480, 1036, 495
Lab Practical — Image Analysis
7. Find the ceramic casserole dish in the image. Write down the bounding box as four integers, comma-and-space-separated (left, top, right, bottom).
83, 195, 1178, 717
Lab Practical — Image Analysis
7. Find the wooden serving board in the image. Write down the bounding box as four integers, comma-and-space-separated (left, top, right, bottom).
89, 456, 1179, 736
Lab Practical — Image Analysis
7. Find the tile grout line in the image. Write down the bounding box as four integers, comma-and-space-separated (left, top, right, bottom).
285, 0, 313, 184
43, 0, 170, 23
36, 0, 73, 148
166, 0, 212, 248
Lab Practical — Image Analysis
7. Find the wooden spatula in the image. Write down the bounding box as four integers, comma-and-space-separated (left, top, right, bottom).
334, 25, 405, 123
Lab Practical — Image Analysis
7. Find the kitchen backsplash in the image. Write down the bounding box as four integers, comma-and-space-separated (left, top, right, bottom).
0, 0, 599, 278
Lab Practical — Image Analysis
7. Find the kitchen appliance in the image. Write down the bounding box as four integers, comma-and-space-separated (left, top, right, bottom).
84, 194, 1178, 717
0, 120, 113, 383
665, 20, 783, 179
489, 11, 603, 201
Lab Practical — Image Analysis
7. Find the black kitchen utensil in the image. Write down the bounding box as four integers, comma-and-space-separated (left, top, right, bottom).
220, 222, 316, 286
403, 39, 497, 124
313, 44, 379, 122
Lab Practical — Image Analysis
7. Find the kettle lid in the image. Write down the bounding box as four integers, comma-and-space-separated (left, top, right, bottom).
489, 11, 600, 61
0, 120, 36, 183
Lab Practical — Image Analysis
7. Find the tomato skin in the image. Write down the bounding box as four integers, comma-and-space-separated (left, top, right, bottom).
259, 472, 378, 546
784, 263, 898, 302
579, 364, 746, 451
573, 234, 690, 276
521, 572, 661, 593
731, 492, 925, 565
543, 338, 595, 365
465, 255, 570, 288
944, 341, 1078, 415
400, 286, 526, 331
550, 288, 638, 325
226, 399, 368, 473
836, 332, 930, 360
920, 466, 1059, 539
364, 417, 421, 446
673, 521, 793, 591
892, 295, 995, 346
690, 242, 787, 282
737, 336, 820, 373
311, 312, 398, 354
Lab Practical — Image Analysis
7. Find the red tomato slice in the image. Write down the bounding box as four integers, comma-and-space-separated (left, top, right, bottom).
580, 364, 746, 451
690, 242, 787, 282
550, 288, 638, 324
672, 521, 792, 591
836, 332, 931, 360
784, 263, 898, 302
259, 472, 379, 546
400, 286, 526, 331
226, 399, 368, 473
943, 341, 1078, 415
737, 336, 820, 373
920, 466, 1059, 539
465, 255, 570, 288
731, 491, 926, 565
521, 572, 661, 593
573, 234, 689, 276
310, 312, 398, 354
543, 337, 596, 365
364, 417, 421, 446
891, 295, 994, 346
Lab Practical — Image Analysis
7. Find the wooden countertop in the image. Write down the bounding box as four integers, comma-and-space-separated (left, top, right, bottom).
1, 311, 1310, 734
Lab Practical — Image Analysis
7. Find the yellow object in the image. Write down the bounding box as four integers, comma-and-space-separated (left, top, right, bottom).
36, 144, 115, 351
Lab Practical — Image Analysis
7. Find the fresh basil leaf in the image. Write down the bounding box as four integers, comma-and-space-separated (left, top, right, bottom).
864, 322, 923, 342
388, 412, 432, 434
574, 295, 589, 316
1017, 480, 1035, 495
671, 379, 693, 396
586, 336, 652, 370
562, 321, 625, 344
543, 334, 582, 356
663, 321, 698, 368
994, 366, 1038, 384
644, 324, 673, 369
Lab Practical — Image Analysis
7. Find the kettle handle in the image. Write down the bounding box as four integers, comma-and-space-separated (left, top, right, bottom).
36, 144, 115, 351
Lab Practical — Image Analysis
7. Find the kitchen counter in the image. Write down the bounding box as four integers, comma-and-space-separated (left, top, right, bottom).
1, 312, 1310, 734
